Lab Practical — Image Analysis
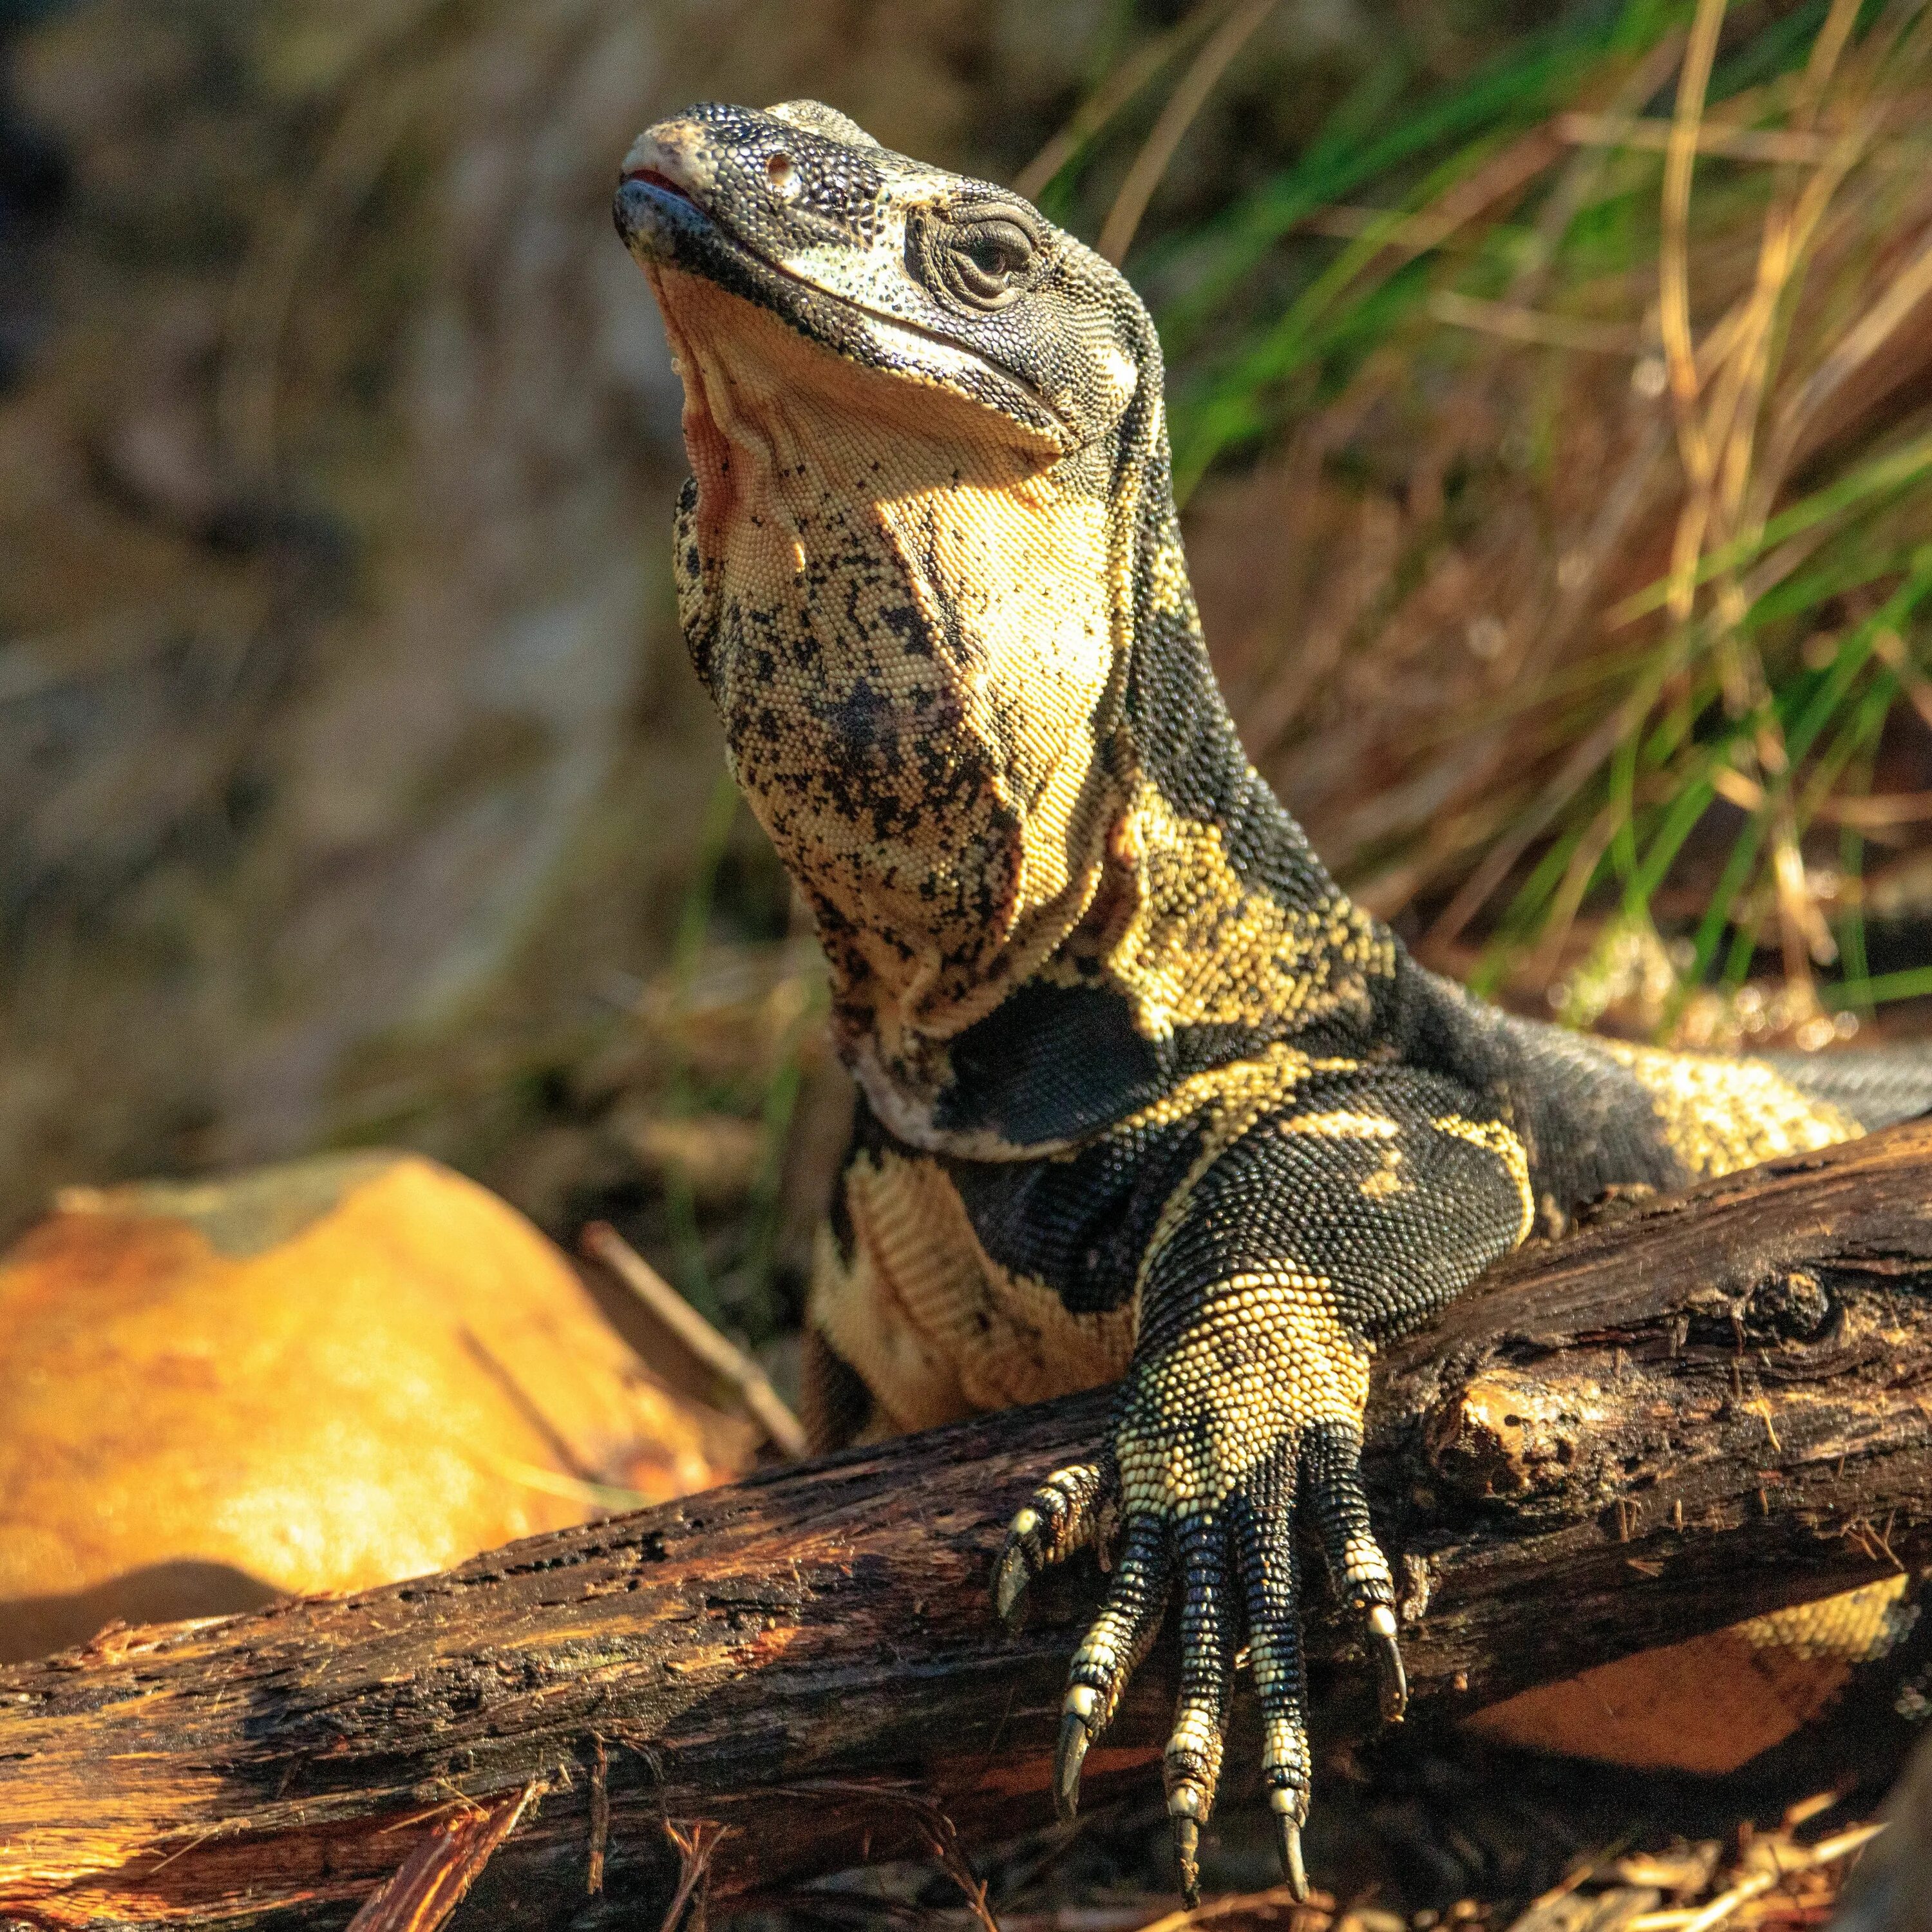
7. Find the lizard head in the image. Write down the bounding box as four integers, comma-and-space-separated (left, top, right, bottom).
613, 99, 1151, 461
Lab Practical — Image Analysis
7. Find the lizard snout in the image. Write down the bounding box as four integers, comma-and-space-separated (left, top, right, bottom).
614, 122, 723, 260
619, 124, 717, 200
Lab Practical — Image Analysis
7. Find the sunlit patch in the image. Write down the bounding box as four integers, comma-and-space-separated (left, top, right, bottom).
811, 1151, 1136, 1430
1596, 1041, 1861, 1177
1279, 1110, 1400, 1139
1129, 1045, 1334, 1287
1359, 1148, 1406, 1198
1119, 1270, 1368, 1509
1430, 1114, 1534, 1242
648, 266, 1124, 1130
1101, 781, 1395, 1043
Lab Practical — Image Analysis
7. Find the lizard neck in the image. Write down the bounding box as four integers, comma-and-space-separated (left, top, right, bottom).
660, 268, 1391, 1155
914, 433, 1397, 1155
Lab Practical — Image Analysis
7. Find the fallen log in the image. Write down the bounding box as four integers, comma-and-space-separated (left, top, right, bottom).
4, 1121, 1932, 1931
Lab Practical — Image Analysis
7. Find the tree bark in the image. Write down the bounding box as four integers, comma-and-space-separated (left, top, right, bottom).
4, 1122, 1932, 1932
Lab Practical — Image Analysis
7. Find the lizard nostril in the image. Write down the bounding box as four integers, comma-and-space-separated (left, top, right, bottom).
766, 151, 800, 200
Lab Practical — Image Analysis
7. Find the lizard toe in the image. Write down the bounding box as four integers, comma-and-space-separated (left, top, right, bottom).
1367, 1602, 1407, 1723
1160, 1516, 1236, 1866
1054, 1707, 1092, 1823
1171, 1812, 1202, 1908
994, 1453, 1118, 1629
1273, 1811, 1309, 1904
1055, 1514, 1167, 1819
1300, 1419, 1405, 1720
1231, 1477, 1316, 1895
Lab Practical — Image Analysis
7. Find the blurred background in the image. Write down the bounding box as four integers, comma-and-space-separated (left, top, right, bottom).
5, 0, 1932, 1920
5, 0, 1931, 1362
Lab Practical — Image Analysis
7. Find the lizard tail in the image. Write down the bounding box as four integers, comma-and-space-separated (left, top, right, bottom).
1762, 1041, 1932, 1131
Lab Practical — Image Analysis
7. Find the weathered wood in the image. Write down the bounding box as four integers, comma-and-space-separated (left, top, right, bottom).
3, 1122, 1932, 1931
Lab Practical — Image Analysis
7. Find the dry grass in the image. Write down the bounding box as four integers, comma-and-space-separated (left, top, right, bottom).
781, 1792, 1887, 1931
1045, 0, 1932, 1047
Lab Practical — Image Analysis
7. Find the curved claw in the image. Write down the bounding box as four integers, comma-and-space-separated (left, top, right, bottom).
1367, 1603, 1407, 1722
1054, 1710, 1092, 1823
993, 1540, 1030, 1629
1272, 1810, 1308, 1903
1171, 1814, 1201, 1907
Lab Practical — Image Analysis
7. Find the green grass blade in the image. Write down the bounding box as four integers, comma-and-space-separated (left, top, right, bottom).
1155, 23, 1615, 349
1611, 434, 1932, 626
1824, 965, 1932, 1008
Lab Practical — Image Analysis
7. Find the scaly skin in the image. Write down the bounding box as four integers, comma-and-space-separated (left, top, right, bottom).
612, 102, 1932, 1902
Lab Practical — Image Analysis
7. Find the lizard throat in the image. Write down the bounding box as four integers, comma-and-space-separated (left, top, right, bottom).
656, 269, 1131, 1077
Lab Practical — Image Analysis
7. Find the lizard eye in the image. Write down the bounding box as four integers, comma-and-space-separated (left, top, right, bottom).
940, 216, 1037, 309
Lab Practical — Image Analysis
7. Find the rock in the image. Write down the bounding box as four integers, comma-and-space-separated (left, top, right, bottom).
0, 1149, 752, 1663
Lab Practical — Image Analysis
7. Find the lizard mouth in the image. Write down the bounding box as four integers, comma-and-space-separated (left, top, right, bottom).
621, 165, 698, 207
613, 160, 1072, 451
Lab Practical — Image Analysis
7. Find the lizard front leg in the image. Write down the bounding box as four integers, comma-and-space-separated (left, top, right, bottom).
996, 1069, 1536, 1901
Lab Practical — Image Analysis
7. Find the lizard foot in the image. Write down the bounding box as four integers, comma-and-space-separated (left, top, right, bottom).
1014, 1337, 1405, 1902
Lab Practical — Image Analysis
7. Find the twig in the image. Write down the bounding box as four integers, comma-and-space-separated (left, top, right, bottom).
581, 1222, 808, 1457
1871, 626, 1932, 740
1624, 1823, 1886, 1932
486, 1451, 652, 1511
1758, 225, 1932, 504
588, 1739, 611, 1897
918, 1803, 1005, 1932
346, 1781, 540, 1932
1425, 291, 1643, 356
1557, 111, 1932, 168
773, 1781, 1008, 1932
1715, 762, 1932, 829
1130, 1882, 1333, 1932
1658, 0, 1729, 609
659, 1819, 730, 1932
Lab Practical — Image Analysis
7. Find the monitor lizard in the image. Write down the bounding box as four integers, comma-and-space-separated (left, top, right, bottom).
611, 100, 1932, 1904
